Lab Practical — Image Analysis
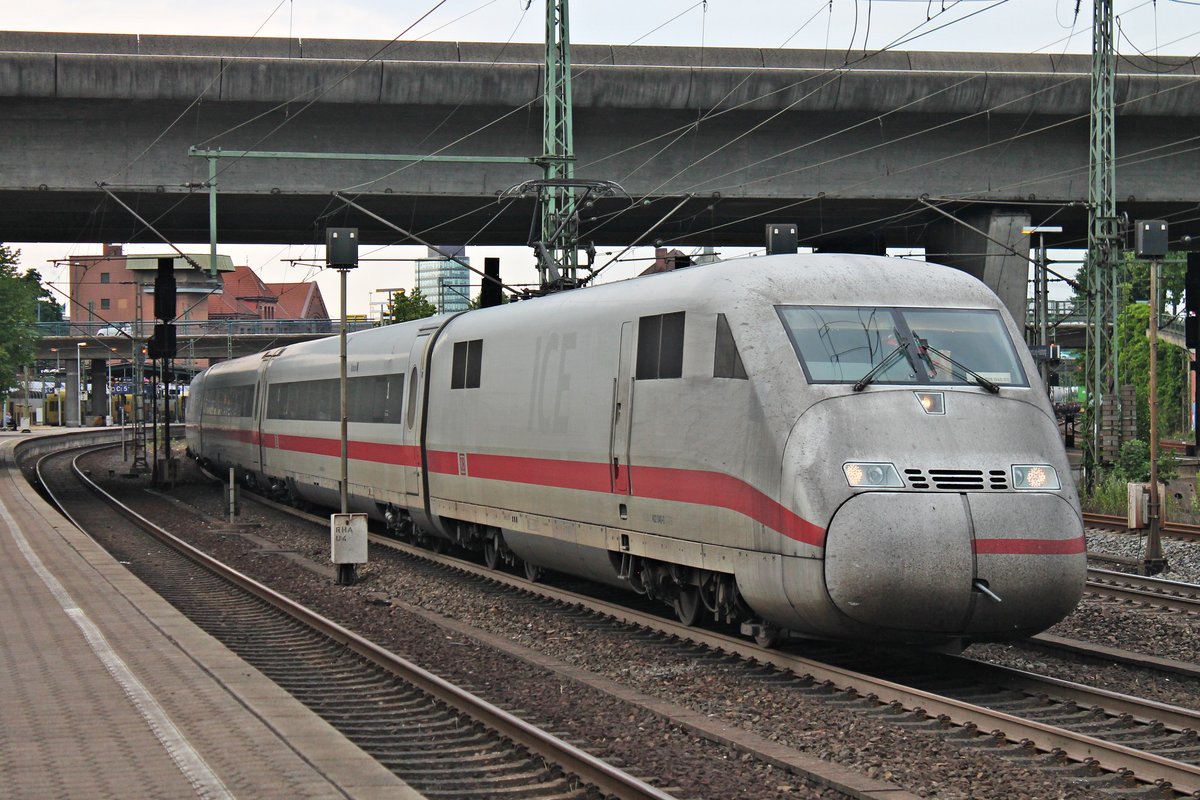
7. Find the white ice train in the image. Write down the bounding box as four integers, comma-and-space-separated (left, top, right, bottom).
187, 254, 1086, 647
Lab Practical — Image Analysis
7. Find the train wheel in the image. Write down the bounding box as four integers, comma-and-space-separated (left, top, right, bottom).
523, 560, 543, 583
483, 534, 501, 570
673, 587, 703, 627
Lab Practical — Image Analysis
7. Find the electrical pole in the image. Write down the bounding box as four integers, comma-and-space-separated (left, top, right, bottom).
1138, 220, 1169, 575
1083, 0, 1120, 489
537, 0, 578, 289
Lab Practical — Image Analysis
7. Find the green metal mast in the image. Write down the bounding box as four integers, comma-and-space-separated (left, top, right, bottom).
538, 0, 579, 289
1084, 0, 1119, 487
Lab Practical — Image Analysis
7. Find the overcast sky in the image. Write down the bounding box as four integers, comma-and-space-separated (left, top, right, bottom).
9, 0, 1200, 314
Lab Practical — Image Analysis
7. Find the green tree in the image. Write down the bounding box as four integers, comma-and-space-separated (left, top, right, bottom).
1120, 249, 1187, 314
23, 268, 64, 322
0, 245, 44, 405
381, 287, 437, 324
1113, 438, 1178, 484
1115, 301, 1189, 440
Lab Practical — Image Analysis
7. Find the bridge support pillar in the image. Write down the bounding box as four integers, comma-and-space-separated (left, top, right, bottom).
64, 359, 81, 427
926, 208, 1030, 323
89, 359, 109, 422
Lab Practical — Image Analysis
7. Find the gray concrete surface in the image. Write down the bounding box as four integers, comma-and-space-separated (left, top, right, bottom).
3, 31, 1199, 311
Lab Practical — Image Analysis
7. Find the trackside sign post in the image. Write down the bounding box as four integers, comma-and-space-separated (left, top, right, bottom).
331, 513, 367, 585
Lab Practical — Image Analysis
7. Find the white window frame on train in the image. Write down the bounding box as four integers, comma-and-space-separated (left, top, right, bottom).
636, 312, 685, 380
776, 305, 1028, 388
266, 375, 405, 423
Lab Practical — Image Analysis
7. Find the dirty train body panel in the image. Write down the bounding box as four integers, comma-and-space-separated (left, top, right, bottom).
187, 254, 1086, 645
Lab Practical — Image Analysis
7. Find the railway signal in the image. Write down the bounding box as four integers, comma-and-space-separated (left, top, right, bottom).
327, 228, 359, 586
1137, 220, 1169, 576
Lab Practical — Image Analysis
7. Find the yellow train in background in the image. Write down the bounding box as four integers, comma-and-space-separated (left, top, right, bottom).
42, 390, 186, 426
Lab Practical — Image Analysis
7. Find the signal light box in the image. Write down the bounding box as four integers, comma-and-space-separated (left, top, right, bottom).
1136, 220, 1168, 259
326, 228, 359, 268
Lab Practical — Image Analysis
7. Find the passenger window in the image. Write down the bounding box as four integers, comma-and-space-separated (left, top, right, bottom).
451, 339, 483, 389
713, 313, 748, 379
636, 312, 684, 380
386, 374, 405, 423
407, 367, 419, 428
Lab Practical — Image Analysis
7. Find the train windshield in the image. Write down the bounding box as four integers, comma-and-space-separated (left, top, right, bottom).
777, 305, 1028, 387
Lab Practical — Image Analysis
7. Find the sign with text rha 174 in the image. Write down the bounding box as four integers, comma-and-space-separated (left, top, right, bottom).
330, 513, 368, 564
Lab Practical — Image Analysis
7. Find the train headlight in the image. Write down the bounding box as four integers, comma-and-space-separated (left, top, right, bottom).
1012, 464, 1060, 490
914, 391, 945, 415
843, 462, 903, 488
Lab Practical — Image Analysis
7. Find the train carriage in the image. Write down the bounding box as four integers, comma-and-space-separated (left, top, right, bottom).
188, 253, 1086, 647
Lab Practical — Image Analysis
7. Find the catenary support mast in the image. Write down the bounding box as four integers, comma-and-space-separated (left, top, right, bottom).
1083, 0, 1120, 487
537, 0, 579, 289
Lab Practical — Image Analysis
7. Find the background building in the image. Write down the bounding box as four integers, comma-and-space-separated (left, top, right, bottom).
69, 243, 233, 328
416, 246, 470, 313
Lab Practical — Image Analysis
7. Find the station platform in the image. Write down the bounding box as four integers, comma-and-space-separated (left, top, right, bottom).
0, 429, 422, 799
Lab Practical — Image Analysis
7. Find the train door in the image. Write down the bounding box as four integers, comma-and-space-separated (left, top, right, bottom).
256, 349, 283, 475
402, 331, 432, 524
610, 321, 635, 494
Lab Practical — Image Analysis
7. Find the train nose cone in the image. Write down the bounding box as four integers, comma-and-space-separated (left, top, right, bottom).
824, 492, 1086, 637
824, 493, 976, 632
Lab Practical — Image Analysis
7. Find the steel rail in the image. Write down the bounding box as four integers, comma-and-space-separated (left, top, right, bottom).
1084, 511, 1200, 543
1086, 568, 1200, 613
360, 534, 1200, 795
1030, 632, 1200, 681
53, 445, 676, 800
228, 479, 1200, 794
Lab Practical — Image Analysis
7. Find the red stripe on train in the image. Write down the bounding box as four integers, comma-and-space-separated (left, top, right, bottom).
201, 430, 1079, 556
427, 450, 825, 547
973, 536, 1086, 555
203, 427, 420, 466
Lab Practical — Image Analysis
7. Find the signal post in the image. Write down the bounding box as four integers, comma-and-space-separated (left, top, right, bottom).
148, 256, 178, 488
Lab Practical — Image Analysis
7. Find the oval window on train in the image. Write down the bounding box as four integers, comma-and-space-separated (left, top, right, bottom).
406, 367, 419, 429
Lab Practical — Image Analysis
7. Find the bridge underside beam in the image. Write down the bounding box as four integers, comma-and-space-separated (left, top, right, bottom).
8, 185, 1176, 251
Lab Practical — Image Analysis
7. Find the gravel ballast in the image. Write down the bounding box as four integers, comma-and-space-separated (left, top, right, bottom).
81, 448, 1196, 800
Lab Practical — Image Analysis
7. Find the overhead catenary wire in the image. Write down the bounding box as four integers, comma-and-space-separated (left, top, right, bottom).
87, 0, 1053, 276
577, 0, 1019, 244
332, 192, 522, 298
648, 64, 1200, 252
621, 0, 1013, 199
101, 0, 297, 184
334, 1, 712, 195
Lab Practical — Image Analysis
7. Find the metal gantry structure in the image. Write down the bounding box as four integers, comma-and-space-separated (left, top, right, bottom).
537, 0, 579, 288
1082, 0, 1121, 488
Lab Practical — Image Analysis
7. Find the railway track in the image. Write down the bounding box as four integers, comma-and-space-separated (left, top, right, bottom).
35, 444, 675, 800
40, 440, 1200, 798
1084, 512, 1200, 544
1086, 568, 1200, 614
222, 484, 1200, 797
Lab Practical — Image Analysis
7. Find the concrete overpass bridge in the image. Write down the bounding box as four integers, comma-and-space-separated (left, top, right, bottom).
4, 31, 1200, 320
